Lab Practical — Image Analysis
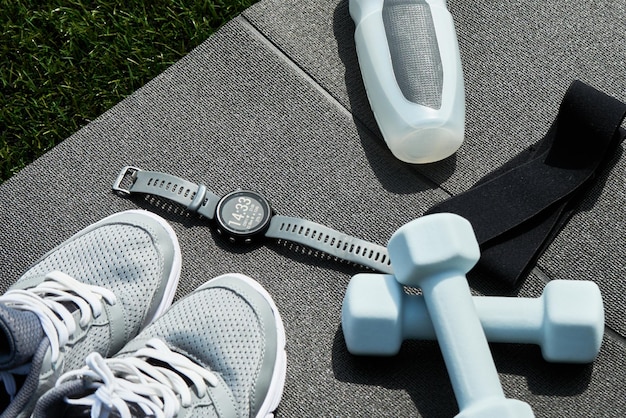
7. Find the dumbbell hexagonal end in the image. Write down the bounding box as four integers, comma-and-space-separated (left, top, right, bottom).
542, 280, 605, 363
342, 274, 404, 356
388, 213, 480, 287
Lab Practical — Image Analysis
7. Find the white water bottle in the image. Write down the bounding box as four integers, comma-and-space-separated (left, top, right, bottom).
350, 0, 465, 163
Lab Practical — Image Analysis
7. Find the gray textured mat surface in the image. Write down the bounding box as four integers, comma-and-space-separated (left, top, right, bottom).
1, 0, 625, 416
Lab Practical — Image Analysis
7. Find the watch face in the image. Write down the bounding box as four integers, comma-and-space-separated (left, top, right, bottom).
215, 190, 272, 240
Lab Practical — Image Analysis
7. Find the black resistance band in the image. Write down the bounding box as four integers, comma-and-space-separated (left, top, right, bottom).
427, 80, 626, 287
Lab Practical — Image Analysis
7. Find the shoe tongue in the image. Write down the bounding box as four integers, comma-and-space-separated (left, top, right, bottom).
0, 304, 45, 369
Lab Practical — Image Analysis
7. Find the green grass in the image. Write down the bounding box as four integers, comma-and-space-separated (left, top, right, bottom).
0, 0, 257, 182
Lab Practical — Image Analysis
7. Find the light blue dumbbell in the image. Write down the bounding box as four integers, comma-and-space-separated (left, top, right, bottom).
342, 274, 604, 363
387, 213, 534, 418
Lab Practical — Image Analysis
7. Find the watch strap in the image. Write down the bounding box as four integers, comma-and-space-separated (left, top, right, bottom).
114, 166, 394, 273
112, 166, 220, 219
266, 215, 393, 274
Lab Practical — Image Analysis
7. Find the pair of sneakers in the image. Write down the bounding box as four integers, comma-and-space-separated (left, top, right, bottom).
0, 210, 287, 418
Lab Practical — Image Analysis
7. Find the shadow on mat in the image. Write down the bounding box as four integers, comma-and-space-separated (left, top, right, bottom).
331, 325, 593, 417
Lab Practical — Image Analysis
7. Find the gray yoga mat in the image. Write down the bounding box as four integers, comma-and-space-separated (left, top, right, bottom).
1, 0, 624, 416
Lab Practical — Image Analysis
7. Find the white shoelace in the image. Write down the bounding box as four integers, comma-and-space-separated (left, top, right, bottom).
58, 338, 219, 418
0, 270, 117, 400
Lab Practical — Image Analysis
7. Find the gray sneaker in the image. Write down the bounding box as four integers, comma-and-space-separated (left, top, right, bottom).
32, 273, 287, 418
0, 210, 181, 418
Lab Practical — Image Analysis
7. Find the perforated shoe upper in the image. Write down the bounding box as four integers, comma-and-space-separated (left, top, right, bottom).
0, 210, 181, 418
32, 273, 286, 418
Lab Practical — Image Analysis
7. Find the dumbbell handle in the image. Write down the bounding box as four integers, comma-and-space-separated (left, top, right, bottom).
420, 273, 506, 409
405, 293, 545, 343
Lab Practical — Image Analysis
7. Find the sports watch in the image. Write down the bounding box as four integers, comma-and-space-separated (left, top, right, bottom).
113, 166, 393, 273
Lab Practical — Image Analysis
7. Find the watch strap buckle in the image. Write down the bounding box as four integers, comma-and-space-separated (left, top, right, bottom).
112, 166, 141, 195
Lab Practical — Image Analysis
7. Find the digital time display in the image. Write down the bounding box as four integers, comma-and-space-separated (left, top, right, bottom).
215, 190, 272, 240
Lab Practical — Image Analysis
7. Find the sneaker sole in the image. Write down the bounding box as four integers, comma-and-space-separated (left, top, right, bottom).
199, 273, 287, 418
